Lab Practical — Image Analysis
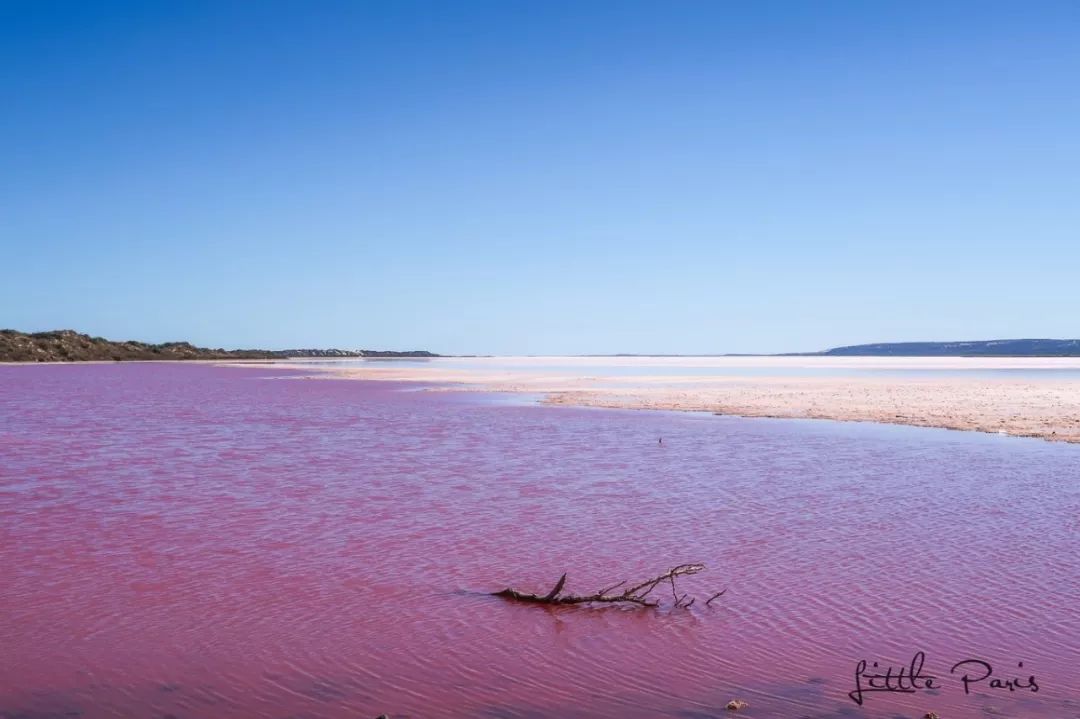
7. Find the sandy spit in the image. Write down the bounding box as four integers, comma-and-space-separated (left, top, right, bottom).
227, 357, 1080, 444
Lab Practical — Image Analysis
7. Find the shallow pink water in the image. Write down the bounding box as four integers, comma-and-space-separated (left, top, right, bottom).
1, 363, 1078, 719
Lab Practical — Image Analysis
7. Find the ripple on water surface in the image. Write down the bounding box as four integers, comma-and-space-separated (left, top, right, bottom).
1, 363, 1078, 718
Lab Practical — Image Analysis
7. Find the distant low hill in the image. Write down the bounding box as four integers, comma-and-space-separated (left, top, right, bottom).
0, 330, 438, 362
817, 339, 1080, 357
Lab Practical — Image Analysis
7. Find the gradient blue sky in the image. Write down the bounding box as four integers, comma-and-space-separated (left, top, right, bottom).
2, 1, 1078, 354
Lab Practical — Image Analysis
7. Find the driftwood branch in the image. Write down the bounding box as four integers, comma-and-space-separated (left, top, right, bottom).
492, 564, 725, 609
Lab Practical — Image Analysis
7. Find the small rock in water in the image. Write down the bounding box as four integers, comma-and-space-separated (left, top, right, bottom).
923, 713, 940, 719
725, 699, 749, 711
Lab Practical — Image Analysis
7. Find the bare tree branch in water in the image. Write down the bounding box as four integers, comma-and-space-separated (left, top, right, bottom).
492, 563, 724, 609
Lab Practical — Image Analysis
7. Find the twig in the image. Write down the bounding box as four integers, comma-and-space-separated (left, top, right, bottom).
542, 574, 567, 601
596, 579, 627, 595
705, 589, 727, 607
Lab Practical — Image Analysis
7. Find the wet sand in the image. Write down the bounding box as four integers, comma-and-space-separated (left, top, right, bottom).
255, 357, 1080, 443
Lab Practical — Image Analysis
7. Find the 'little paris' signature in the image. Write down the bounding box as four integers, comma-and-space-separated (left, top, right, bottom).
849, 651, 1039, 706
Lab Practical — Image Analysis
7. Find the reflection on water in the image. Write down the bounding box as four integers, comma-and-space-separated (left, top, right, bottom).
1, 363, 1078, 718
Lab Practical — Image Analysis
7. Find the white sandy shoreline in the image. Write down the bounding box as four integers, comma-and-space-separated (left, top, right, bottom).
239, 357, 1080, 444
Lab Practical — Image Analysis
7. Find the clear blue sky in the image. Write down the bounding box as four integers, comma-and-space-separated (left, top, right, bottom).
2, 1, 1077, 354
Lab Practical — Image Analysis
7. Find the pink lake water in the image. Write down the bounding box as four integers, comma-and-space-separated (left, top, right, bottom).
1, 363, 1078, 719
